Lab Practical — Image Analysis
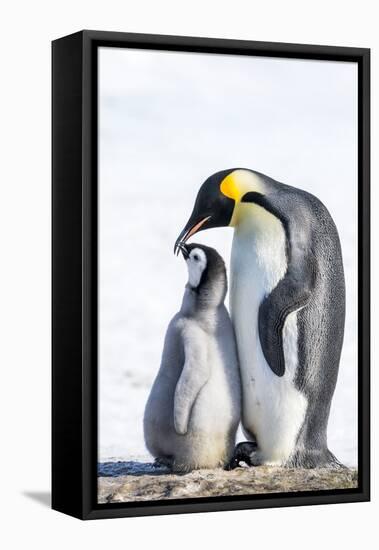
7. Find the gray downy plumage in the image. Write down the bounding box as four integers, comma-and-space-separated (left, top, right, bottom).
144, 243, 241, 473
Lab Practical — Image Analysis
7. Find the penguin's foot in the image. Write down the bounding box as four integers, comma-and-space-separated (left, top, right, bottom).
226, 441, 258, 470
286, 448, 346, 469
154, 456, 174, 470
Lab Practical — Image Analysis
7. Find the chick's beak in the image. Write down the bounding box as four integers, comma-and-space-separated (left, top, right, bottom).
174, 215, 211, 255
177, 242, 189, 259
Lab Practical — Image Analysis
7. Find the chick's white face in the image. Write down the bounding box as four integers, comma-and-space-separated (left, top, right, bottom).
186, 248, 207, 288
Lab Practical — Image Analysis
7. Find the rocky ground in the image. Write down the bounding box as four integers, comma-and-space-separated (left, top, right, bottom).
98, 461, 358, 504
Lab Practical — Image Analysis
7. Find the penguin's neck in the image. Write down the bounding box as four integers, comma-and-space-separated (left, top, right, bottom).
231, 201, 287, 295
180, 287, 220, 332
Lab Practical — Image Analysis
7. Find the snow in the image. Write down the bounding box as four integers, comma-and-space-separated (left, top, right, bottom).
98, 48, 358, 467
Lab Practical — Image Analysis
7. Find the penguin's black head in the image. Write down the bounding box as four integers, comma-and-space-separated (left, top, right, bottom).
174, 169, 239, 255
178, 242, 227, 306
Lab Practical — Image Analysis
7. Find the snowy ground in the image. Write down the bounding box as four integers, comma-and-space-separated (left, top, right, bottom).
98, 48, 358, 467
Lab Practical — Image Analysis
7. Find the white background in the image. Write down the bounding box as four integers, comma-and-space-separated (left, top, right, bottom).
0, 1, 377, 549
99, 48, 358, 466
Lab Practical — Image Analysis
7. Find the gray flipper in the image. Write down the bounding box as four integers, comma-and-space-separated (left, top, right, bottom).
258, 259, 316, 376
242, 191, 317, 377
174, 324, 210, 435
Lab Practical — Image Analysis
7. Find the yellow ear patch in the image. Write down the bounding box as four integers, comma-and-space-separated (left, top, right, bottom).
220, 169, 264, 202
220, 173, 240, 201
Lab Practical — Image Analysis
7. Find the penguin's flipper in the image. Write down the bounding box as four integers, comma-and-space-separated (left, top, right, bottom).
174, 325, 210, 435
258, 259, 316, 377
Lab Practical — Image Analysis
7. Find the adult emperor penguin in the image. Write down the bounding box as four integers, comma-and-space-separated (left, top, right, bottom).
144, 243, 241, 472
175, 168, 345, 468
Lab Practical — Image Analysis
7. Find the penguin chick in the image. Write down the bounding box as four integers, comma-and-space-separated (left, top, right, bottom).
144, 243, 241, 473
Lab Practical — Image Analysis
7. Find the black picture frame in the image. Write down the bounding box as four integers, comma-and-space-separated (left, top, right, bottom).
52, 30, 370, 520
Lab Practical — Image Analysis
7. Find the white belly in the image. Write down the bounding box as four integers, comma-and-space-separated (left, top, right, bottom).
230, 204, 307, 465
